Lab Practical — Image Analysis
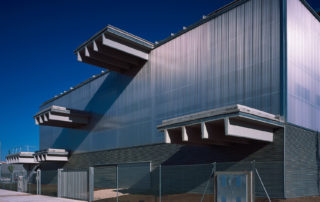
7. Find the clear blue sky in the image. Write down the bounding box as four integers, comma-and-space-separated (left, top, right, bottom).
0, 0, 319, 161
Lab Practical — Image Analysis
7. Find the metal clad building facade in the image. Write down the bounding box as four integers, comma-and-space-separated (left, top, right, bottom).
28, 0, 320, 200
40, 0, 281, 153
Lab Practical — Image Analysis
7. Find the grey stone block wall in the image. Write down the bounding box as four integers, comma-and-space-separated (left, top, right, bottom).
284, 124, 319, 198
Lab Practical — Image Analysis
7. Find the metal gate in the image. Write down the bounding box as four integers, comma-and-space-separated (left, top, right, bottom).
58, 168, 94, 201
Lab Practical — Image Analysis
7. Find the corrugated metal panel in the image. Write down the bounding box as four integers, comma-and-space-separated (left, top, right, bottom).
151, 0, 281, 125
61, 169, 88, 200
39, 0, 281, 153
287, 0, 320, 131
284, 124, 319, 198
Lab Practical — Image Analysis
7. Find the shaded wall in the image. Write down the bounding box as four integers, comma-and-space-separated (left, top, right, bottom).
287, 0, 320, 131
40, 66, 157, 152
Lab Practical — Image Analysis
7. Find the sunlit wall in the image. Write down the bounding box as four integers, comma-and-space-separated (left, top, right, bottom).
287, 0, 320, 131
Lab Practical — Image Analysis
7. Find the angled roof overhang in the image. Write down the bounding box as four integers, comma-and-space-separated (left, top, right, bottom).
75, 25, 154, 75
34, 105, 90, 128
157, 104, 283, 145
33, 148, 69, 162
6, 152, 38, 164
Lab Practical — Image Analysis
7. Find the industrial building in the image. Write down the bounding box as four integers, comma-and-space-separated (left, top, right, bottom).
3, 0, 320, 201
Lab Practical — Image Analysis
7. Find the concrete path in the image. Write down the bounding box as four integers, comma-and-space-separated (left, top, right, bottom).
0, 189, 83, 202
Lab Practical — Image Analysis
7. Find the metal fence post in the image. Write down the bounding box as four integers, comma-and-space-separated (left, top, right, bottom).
116, 165, 119, 202
251, 160, 256, 202
88, 167, 94, 202
57, 168, 62, 198
159, 164, 162, 202
36, 169, 41, 195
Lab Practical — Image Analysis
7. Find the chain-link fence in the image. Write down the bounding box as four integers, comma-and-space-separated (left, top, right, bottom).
26, 170, 38, 194
0, 161, 282, 202
92, 161, 277, 202
0, 166, 38, 193
160, 163, 214, 202
40, 169, 57, 196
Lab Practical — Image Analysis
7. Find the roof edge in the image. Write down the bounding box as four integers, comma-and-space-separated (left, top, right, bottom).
40, 70, 110, 108
299, 0, 320, 23
154, 0, 247, 48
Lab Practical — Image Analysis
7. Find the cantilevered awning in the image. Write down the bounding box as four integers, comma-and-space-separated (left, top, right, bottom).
75, 25, 154, 75
34, 105, 90, 128
157, 105, 283, 145
6, 152, 38, 164
33, 148, 68, 162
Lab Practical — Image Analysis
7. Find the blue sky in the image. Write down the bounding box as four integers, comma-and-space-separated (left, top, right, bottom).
0, 0, 319, 160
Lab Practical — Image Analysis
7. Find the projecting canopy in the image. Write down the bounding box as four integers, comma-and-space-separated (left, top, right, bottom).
6, 152, 38, 164
75, 25, 154, 75
157, 104, 283, 145
33, 148, 69, 162
34, 105, 90, 128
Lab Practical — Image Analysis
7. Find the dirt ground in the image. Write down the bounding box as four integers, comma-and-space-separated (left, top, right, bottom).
93, 191, 320, 202
94, 192, 213, 202
256, 196, 320, 202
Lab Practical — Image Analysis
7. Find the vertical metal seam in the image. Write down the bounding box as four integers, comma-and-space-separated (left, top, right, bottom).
235, 5, 238, 103
243, 2, 246, 105
280, 0, 288, 120
260, 0, 263, 110
159, 164, 162, 202
270, 0, 273, 112
281, 0, 288, 198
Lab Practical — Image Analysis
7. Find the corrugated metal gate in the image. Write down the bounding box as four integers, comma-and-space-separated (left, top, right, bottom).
58, 168, 93, 201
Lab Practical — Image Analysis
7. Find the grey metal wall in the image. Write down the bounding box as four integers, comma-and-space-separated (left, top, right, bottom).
286, 0, 320, 131
39, 0, 281, 153
151, 0, 281, 121
40, 67, 156, 151
284, 124, 319, 198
